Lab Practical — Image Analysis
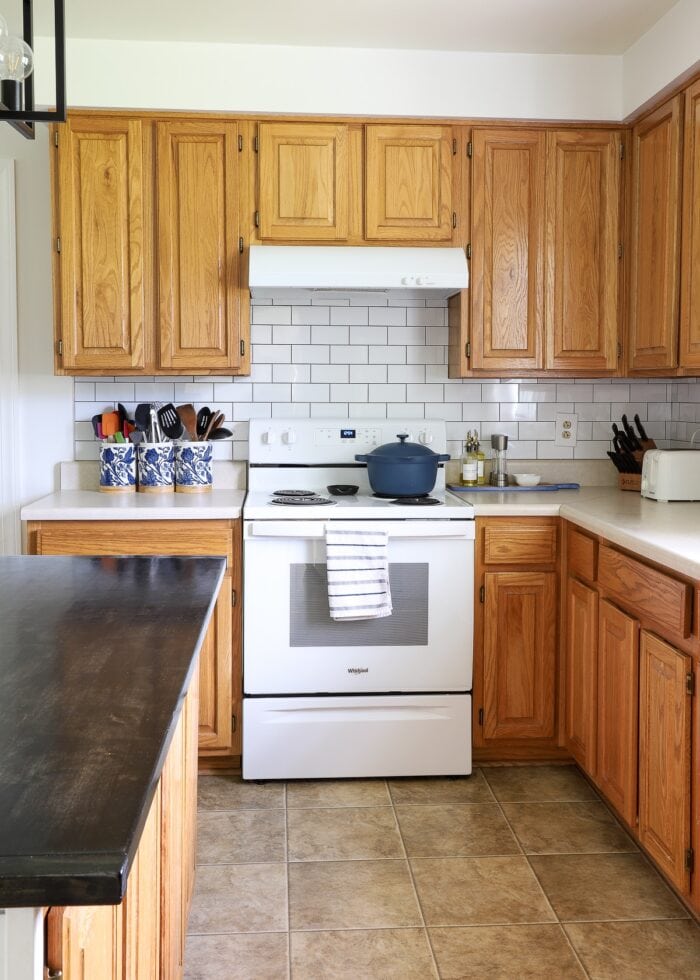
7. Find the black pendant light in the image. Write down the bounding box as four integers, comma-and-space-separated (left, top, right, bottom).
0, 0, 65, 139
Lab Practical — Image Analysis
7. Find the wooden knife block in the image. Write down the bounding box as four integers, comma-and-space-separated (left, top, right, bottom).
618, 439, 654, 492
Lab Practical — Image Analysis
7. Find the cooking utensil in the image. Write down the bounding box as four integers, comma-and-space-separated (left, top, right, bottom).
612, 423, 635, 454
201, 411, 224, 442
209, 427, 233, 440
607, 451, 623, 472
196, 406, 212, 440
101, 411, 120, 438
621, 414, 638, 446
134, 403, 151, 435
158, 403, 184, 440
148, 406, 163, 443
175, 404, 197, 441
634, 414, 648, 442
355, 434, 450, 498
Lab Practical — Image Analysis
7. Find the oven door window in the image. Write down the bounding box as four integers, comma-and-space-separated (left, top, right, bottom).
290, 563, 428, 647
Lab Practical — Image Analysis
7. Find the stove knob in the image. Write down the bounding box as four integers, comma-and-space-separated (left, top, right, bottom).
262, 429, 276, 445
419, 430, 434, 445
282, 429, 297, 445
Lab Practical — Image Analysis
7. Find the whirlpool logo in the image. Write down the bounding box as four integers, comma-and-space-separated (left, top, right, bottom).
347, 667, 369, 674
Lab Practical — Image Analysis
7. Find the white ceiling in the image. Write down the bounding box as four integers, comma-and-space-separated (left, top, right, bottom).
41, 0, 679, 55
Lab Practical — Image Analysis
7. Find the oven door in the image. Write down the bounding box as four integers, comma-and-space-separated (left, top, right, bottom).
243, 519, 475, 694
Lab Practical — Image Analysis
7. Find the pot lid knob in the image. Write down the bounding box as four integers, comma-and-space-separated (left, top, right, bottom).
397, 434, 409, 443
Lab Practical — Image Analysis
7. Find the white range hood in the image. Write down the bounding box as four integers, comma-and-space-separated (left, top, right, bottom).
248, 245, 468, 301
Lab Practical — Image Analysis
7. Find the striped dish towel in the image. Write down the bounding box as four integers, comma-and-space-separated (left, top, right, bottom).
325, 523, 393, 621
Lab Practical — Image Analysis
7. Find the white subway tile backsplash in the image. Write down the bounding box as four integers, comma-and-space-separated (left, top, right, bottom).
74, 301, 686, 464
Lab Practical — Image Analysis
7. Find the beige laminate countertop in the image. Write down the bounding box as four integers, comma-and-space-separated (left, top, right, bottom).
20, 489, 246, 521
453, 486, 700, 580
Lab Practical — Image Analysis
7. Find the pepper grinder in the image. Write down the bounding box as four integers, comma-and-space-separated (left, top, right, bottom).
489, 434, 509, 487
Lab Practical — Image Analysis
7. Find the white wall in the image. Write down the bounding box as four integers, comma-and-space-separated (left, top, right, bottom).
623, 0, 700, 117
34, 38, 622, 121
0, 126, 73, 507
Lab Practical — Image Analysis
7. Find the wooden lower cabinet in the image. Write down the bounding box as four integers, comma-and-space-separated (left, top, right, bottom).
27, 519, 241, 762
564, 577, 597, 772
595, 600, 639, 827
639, 630, 693, 893
46, 673, 199, 979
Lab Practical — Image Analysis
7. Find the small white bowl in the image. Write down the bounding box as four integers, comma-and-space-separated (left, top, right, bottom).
513, 473, 541, 487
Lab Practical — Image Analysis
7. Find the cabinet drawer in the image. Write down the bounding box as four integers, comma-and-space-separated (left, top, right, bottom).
482, 521, 558, 566
567, 525, 598, 582
35, 521, 235, 569
598, 545, 692, 639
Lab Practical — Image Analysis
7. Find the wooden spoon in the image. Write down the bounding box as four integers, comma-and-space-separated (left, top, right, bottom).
175, 404, 197, 441
201, 411, 224, 441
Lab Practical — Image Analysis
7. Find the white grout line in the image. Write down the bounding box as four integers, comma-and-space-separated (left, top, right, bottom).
284, 782, 292, 980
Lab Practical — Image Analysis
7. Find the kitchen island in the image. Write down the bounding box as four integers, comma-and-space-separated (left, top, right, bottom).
0, 554, 225, 978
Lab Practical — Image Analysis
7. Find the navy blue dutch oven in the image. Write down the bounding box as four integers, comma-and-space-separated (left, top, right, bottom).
355, 434, 450, 497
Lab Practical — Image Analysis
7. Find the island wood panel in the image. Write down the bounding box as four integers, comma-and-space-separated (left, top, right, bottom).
197, 571, 233, 752
470, 128, 545, 371
482, 571, 557, 741
628, 95, 683, 372
595, 599, 639, 827
566, 525, 598, 583
157, 120, 243, 371
257, 122, 350, 241
597, 544, 692, 639
639, 631, 692, 893
57, 115, 147, 371
545, 130, 621, 372
365, 124, 454, 241
565, 577, 598, 773
482, 519, 558, 566
183, 670, 200, 932
160, 705, 186, 979
123, 784, 161, 979
47, 903, 123, 980
680, 79, 700, 370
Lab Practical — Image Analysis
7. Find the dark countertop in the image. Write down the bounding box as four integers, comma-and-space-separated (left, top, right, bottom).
0, 554, 225, 908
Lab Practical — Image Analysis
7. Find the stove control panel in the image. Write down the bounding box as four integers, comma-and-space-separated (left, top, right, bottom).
249, 419, 447, 464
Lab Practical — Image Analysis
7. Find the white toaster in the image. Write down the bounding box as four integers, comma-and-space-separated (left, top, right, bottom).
641, 450, 700, 502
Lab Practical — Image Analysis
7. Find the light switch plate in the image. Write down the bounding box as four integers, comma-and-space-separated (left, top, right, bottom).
555, 412, 578, 447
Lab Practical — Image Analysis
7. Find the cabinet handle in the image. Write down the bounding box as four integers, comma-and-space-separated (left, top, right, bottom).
479, 584, 485, 603
452, 211, 457, 230
254, 211, 260, 228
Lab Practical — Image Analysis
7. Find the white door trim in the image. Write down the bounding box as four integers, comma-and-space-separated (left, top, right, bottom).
0, 159, 21, 555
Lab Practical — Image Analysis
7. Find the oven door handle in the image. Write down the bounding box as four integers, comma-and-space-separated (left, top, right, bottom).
246, 521, 475, 540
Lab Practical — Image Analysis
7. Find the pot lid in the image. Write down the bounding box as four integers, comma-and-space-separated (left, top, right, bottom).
366, 434, 441, 460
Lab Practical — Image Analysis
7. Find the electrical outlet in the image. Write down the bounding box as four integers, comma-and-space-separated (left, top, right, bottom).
555, 412, 578, 447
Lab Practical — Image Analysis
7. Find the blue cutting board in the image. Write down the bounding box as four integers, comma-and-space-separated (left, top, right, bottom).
448, 483, 581, 493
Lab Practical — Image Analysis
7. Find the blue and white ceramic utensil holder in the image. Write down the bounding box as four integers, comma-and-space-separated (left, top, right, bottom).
137, 442, 175, 493
175, 442, 213, 493
99, 443, 136, 493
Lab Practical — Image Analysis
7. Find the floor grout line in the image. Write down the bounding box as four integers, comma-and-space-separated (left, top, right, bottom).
284, 782, 292, 980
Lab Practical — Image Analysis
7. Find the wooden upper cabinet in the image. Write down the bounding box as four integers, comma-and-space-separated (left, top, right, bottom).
595, 599, 639, 826
628, 96, 683, 372
639, 630, 692, 893
365, 124, 454, 241
57, 115, 148, 371
471, 129, 545, 371
257, 122, 350, 241
545, 130, 621, 372
680, 79, 700, 370
157, 120, 243, 371
482, 570, 557, 741
564, 577, 598, 774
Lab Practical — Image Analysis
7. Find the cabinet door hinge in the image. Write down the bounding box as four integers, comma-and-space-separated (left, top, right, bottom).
254, 210, 260, 228
685, 847, 694, 872
465, 341, 471, 358
239, 236, 244, 254
478, 707, 484, 726
618, 243, 623, 259
253, 134, 259, 153
55, 339, 63, 356
240, 339, 246, 357
479, 584, 485, 603
232, 713, 237, 734
238, 133, 243, 152
452, 137, 457, 155
467, 140, 473, 158
452, 211, 457, 230
466, 243, 471, 260
55, 237, 61, 254
687, 672, 695, 696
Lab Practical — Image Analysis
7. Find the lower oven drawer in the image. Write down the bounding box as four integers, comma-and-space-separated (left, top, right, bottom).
242, 694, 471, 779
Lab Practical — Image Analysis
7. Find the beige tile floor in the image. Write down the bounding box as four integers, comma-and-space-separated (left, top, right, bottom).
185, 765, 700, 979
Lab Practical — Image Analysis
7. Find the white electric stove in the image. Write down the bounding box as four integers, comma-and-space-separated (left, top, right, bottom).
242, 419, 475, 780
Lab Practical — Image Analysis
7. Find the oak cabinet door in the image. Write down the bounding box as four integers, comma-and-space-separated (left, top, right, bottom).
471, 129, 545, 371
123, 785, 161, 979
680, 79, 700, 370
198, 571, 233, 753
482, 571, 557, 741
628, 96, 682, 372
365, 124, 453, 241
47, 904, 122, 980
595, 600, 639, 826
157, 120, 243, 371
639, 630, 692, 893
545, 130, 621, 372
57, 115, 147, 371
564, 577, 598, 774
258, 122, 350, 241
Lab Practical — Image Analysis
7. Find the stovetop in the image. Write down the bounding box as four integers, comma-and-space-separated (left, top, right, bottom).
244, 487, 474, 520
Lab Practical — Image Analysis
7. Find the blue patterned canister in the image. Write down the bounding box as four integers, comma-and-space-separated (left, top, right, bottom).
99, 443, 136, 493
137, 442, 175, 493
175, 442, 213, 493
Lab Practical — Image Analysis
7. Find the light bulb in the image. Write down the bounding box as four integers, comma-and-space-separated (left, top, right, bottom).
0, 15, 8, 38
0, 34, 33, 82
